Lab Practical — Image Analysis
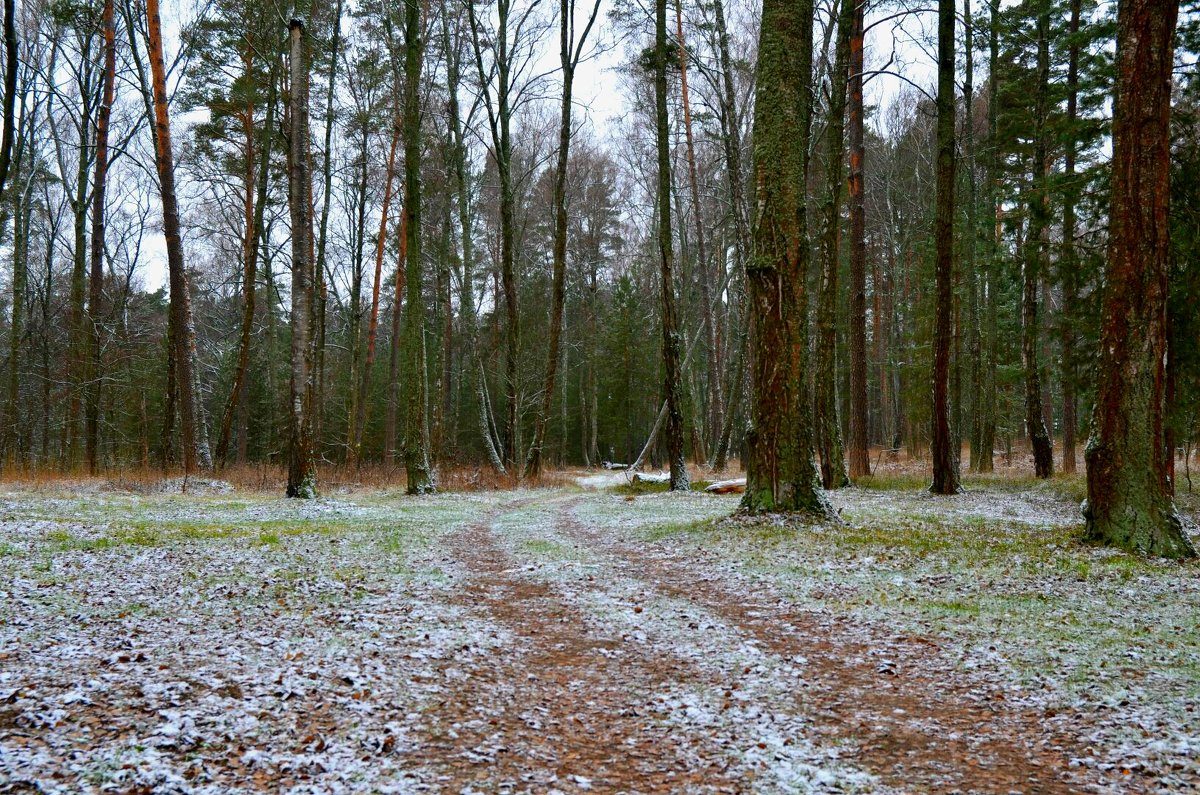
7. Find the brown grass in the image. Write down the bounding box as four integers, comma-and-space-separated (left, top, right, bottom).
0, 460, 581, 496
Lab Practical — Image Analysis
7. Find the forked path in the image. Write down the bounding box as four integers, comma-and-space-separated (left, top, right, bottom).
428, 493, 1115, 794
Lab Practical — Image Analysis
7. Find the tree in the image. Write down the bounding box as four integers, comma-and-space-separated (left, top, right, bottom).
814, 0, 852, 489
399, 0, 433, 493
846, 0, 869, 479
1059, 0, 1082, 474
741, 0, 828, 515
467, 0, 541, 471
84, 0, 115, 474
146, 0, 211, 476
442, 7, 506, 473
929, 0, 959, 494
1021, 1, 1054, 479
525, 0, 602, 478
1083, 0, 1194, 559
654, 0, 688, 491
286, 2, 317, 498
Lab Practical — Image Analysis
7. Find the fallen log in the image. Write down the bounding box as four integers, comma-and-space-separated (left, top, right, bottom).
602, 461, 629, 471
631, 471, 670, 485
704, 478, 746, 495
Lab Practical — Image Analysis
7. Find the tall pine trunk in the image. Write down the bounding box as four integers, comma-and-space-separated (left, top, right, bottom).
1083, 0, 1194, 559
1060, 0, 1082, 474
976, 0, 1000, 473
350, 115, 401, 466
930, 0, 960, 494
814, 0, 853, 489
147, 0, 209, 475
846, 0, 869, 479
443, 10, 504, 473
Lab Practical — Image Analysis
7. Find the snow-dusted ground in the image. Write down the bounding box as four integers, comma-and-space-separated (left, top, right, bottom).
1, 479, 1197, 793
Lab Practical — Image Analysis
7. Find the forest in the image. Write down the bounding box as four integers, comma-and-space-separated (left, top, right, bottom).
2, 0, 1200, 792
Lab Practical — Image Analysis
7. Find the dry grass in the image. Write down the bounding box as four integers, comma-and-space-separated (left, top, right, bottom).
0, 460, 580, 496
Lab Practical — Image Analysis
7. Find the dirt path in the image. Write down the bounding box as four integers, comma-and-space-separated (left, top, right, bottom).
422, 492, 1117, 794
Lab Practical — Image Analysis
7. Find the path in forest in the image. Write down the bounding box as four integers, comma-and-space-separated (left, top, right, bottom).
420, 490, 1110, 794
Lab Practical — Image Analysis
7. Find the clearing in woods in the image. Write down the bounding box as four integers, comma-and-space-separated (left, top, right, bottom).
1, 471, 1199, 793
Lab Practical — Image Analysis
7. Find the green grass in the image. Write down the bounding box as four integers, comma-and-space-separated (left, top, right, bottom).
606, 478, 714, 496
853, 471, 1087, 503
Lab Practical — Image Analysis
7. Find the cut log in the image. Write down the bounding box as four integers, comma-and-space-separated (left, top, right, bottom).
705, 478, 746, 494
631, 472, 670, 485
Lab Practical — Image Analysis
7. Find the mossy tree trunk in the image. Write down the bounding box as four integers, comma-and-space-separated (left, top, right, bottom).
1083, 0, 1194, 560
740, 0, 829, 516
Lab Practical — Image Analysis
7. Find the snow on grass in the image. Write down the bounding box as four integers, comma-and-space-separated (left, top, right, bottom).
0, 488, 514, 793
616, 487, 1200, 789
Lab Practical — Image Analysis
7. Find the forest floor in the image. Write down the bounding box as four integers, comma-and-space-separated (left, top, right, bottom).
1, 468, 1199, 793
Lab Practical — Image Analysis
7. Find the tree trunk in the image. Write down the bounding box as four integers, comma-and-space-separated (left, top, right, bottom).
676, 0, 722, 451
84, 0, 116, 474
4, 82, 32, 466
147, 0, 209, 475
930, 0, 960, 494
654, 0, 689, 492
1023, 5, 1053, 480
443, 10, 505, 473
976, 0, 1000, 474
1083, 0, 1193, 559
846, 0, 869, 479
350, 114, 401, 466
217, 54, 275, 468
285, 8, 317, 498
401, 0, 433, 493
741, 0, 828, 515
384, 211, 407, 466
526, 0, 600, 478
963, 0, 982, 473
1060, 0, 1082, 475
315, 0, 343, 453
814, 0, 852, 490
466, 0, 521, 471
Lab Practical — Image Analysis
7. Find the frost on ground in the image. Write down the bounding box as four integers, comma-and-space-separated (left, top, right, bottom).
0, 478, 1197, 793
